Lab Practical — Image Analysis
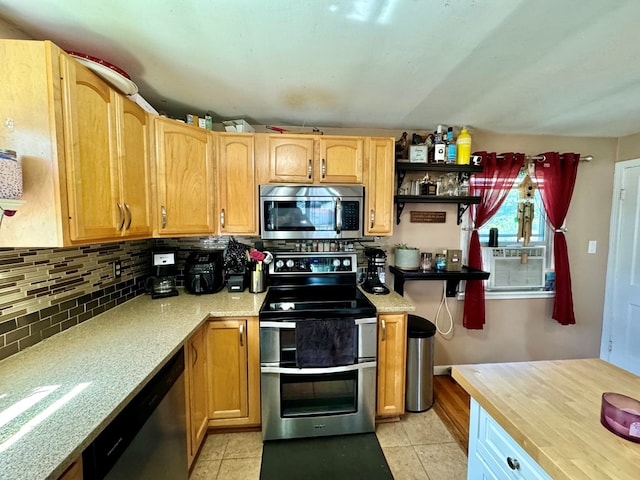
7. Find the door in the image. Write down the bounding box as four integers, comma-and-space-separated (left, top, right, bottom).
601, 158, 640, 375
267, 135, 315, 183
216, 133, 257, 234
319, 137, 364, 183
376, 313, 407, 416
154, 118, 215, 235
365, 137, 394, 235
185, 325, 208, 465
118, 96, 151, 237
61, 54, 121, 241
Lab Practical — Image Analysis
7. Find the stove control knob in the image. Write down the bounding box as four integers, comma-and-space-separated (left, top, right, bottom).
275, 259, 284, 270
343, 258, 351, 267
286, 259, 295, 268
333, 259, 341, 267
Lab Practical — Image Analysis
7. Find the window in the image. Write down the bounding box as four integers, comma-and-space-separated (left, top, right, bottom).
461, 170, 554, 298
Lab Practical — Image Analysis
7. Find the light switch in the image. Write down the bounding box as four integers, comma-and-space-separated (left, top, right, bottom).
588, 240, 597, 254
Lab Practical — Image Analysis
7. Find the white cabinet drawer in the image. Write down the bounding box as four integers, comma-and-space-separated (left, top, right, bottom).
468, 399, 551, 480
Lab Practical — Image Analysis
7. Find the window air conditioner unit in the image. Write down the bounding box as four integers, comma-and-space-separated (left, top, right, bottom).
481, 246, 546, 290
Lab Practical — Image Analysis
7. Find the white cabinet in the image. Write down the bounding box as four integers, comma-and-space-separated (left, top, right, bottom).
468, 399, 551, 480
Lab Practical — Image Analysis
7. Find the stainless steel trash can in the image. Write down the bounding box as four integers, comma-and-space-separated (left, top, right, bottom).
405, 314, 436, 412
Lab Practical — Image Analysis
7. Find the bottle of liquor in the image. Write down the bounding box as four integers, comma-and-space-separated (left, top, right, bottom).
433, 125, 446, 163
446, 126, 457, 163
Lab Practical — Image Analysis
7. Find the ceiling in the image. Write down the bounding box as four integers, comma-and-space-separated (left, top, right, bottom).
2, 0, 640, 137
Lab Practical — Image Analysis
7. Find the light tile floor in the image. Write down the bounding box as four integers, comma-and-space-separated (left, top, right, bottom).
189, 410, 467, 480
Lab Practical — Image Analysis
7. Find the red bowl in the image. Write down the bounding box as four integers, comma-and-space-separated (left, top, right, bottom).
600, 392, 640, 442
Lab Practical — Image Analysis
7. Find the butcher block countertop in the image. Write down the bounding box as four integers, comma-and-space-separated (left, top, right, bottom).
452, 359, 640, 480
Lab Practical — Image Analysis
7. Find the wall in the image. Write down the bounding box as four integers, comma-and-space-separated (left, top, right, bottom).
300, 125, 618, 366
617, 132, 640, 161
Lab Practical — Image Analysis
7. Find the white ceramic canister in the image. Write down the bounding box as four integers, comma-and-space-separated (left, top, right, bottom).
0, 149, 22, 199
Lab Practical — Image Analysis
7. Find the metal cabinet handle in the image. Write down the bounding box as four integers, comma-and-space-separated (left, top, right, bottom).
220, 209, 225, 228
307, 159, 313, 179
124, 203, 132, 230
370, 209, 375, 229
239, 324, 244, 347
161, 206, 167, 229
321, 158, 326, 178
117, 203, 125, 230
381, 319, 386, 341
335, 197, 342, 234
506, 457, 520, 471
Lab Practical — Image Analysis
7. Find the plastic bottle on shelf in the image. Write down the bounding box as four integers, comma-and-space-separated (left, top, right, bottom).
456, 127, 471, 165
446, 127, 456, 163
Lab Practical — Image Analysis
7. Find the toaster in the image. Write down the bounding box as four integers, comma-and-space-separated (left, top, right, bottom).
184, 250, 224, 294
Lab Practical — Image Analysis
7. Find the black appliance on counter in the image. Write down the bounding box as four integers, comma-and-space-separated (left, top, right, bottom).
184, 251, 225, 295
362, 247, 390, 295
259, 252, 377, 441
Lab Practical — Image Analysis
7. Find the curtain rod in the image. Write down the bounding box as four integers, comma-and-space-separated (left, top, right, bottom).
492, 154, 593, 162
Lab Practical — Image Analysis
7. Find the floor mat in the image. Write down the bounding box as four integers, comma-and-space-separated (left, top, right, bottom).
260, 433, 394, 480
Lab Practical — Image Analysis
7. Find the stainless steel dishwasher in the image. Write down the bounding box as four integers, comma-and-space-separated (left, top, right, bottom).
83, 350, 188, 479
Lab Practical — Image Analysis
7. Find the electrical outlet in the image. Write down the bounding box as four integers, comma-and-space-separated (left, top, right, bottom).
588, 240, 597, 254
113, 260, 122, 278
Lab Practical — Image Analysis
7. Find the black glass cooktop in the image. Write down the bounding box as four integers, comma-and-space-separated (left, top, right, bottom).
259, 285, 376, 319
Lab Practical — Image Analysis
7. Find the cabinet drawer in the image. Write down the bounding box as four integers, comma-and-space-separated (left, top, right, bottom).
469, 399, 551, 480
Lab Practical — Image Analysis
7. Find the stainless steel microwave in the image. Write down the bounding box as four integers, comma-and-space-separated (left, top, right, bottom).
259, 185, 364, 240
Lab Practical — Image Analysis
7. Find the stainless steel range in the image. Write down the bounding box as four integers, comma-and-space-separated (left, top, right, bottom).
259, 252, 377, 441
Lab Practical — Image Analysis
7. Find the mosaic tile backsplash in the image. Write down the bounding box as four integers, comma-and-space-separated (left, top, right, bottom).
0, 235, 390, 362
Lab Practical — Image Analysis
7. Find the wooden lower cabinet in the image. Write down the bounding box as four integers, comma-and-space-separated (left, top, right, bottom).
206, 316, 261, 427
57, 457, 82, 480
376, 312, 407, 417
185, 324, 209, 468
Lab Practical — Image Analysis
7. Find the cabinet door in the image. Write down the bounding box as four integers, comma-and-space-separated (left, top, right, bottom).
319, 137, 364, 183
118, 97, 151, 237
207, 318, 248, 421
267, 135, 315, 183
365, 137, 394, 236
216, 133, 257, 234
185, 325, 208, 466
154, 118, 215, 235
377, 313, 407, 416
61, 54, 121, 241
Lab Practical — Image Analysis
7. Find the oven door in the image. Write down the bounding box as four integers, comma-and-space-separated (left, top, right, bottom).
259, 317, 377, 440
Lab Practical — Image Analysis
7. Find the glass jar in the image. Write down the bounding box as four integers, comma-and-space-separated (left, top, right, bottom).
435, 254, 446, 271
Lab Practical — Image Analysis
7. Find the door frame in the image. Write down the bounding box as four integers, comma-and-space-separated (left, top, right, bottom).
600, 157, 640, 361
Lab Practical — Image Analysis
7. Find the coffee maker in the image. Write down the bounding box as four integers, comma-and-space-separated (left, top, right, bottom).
362, 247, 390, 295
147, 250, 179, 299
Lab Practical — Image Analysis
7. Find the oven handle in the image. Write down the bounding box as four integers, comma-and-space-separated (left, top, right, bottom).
260, 317, 377, 329
260, 361, 376, 375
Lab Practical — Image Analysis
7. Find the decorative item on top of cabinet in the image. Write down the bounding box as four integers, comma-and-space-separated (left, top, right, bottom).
153, 118, 216, 236
207, 317, 261, 428
377, 312, 407, 417
262, 134, 364, 184
61, 53, 151, 241
395, 162, 482, 225
216, 133, 257, 234
364, 137, 394, 236
185, 324, 208, 467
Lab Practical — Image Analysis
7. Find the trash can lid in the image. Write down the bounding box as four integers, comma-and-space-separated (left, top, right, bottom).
407, 314, 436, 338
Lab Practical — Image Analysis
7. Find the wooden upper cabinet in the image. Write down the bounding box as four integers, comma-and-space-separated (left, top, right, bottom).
261, 134, 364, 184
61, 54, 121, 241
153, 118, 215, 236
319, 136, 364, 183
365, 137, 394, 236
118, 97, 151, 237
216, 133, 257, 234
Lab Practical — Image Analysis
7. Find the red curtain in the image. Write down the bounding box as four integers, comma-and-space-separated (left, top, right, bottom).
533, 152, 580, 325
463, 152, 525, 329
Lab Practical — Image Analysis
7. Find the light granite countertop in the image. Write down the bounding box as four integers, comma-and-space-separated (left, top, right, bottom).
0, 287, 413, 480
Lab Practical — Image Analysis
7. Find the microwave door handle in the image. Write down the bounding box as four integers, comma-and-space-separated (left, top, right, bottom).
335, 197, 342, 234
